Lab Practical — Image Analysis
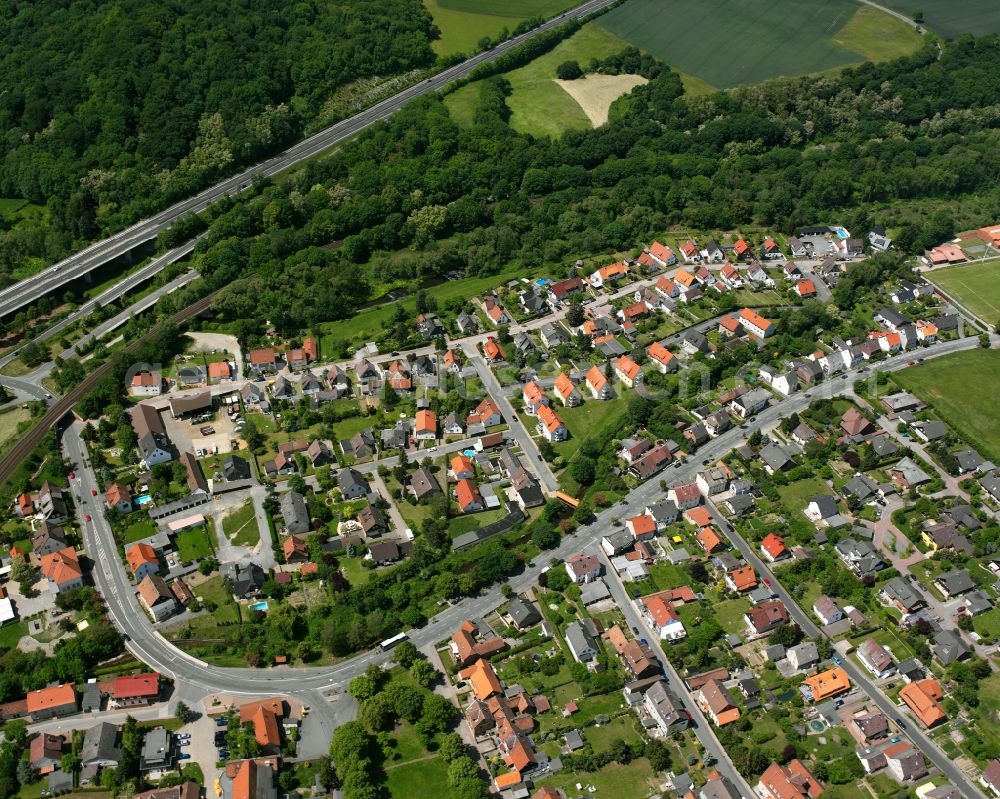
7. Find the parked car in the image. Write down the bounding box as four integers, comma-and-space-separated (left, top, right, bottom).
178, 754, 191, 760
90, 489, 97, 496
84, 514, 91, 522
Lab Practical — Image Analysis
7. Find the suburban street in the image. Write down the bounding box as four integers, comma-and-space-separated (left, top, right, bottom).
0, 0, 619, 320
58, 331, 994, 797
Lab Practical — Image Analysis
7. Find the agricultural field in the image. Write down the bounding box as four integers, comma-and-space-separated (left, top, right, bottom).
596, 0, 923, 89
892, 349, 1000, 462
424, 0, 577, 56
866, 0, 1000, 38
927, 259, 1000, 327
445, 23, 639, 137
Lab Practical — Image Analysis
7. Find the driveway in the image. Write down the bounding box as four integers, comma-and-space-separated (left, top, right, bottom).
186, 332, 244, 381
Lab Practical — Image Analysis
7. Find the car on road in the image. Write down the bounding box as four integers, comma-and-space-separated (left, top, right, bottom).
84, 514, 91, 522
831, 654, 843, 665
763, 577, 771, 587
90, 489, 97, 496
68, 471, 75, 479
908, 360, 916, 366
897, 719, 907, 730
701, 459, 710, 466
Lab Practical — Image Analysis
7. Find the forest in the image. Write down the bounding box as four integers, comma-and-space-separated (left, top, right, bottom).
0, 0, 438, 278
168, 33, 1000, 337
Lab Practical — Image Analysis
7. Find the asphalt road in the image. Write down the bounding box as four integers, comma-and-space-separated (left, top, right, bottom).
64, 335, 990, 795
590, 545, 757, 798
0, 0, 617, 320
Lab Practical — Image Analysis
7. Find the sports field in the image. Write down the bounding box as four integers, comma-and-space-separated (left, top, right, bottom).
927, 259, 1000, 328
866, 0, 1000, 37
425, 0, 578, 55
445, 23, 639, 136
892, 349, 1000, 462
596, 0, 923, 89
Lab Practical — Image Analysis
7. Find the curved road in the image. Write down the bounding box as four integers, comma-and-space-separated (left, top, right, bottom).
0, 0, 616, 320
63, 334, 991, 797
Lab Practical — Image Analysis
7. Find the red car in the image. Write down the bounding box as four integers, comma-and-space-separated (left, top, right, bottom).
68, 471, 75, 479
90, 489, 97, 496
763, 577, 771, 587
84, 514, 91, 522
907, 360, 916, 366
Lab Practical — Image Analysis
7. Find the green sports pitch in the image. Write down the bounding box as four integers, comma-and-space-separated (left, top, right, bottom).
596, 0, 920, 89
928, 258, 1000, 327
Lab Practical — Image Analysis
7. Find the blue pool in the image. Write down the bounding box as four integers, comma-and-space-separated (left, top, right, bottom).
464, 449, 476, 457
135, 495, 152, 505
249, 601, 268, 612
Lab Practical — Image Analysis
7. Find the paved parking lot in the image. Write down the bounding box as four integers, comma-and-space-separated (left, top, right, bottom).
163, 408, 240, 458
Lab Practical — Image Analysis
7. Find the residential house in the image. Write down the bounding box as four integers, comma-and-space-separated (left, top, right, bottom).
536, 404, 568, 442
730, 388, 770, 420
126, 543, 159, 581
646, 341, 677, 373
805, 495, 840, 525
614, 355, 642, 388
745, 600, 789, 636
585, 366, 613, 400
640, 593, 686, 641
507, 597, 541, 630
801, 668, 851, 702
338, 468, 369, 499
935, 569, 975, 598
644, 680, 688, 734
105, 482, 133, 514
697, 680, 740, 726
130, 371, 163, 397
553, 372, 581, 406
812, 596, 842, 626
760, 533, 788, 562
455, 479, 484, 513
41, 547, 83, 593
137, 575, 177, 622
455, 310, 479, 335
738, 307, 775, 338
483, 296, 510, 325
933, 630, 971, 665
836, 538, 885, 578
857, 639, 895, 678
900, 679, 946, 727
565, 620, 599, 663
566, 554, 601, 584
786, 642, 819, 672
757, 760, 824, 799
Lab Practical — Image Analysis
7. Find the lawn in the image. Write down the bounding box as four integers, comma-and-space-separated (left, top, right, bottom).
221, 500, 261, 548
972, 607, 1000, 640
596, 0, 922, 88
445, 23, 635, 137
447, 507, 507, 537
831, 5, 923, 62
123, 517, 157, 544
535, 758, 656, 798
318, 263, 536, 354
554, 394, 628, 461
713, 597, 751, 635
0, 406, 31, 450
0, 620, 27, 651
192, 576, 241, 623
175, 525, 215, 562
927, 258, 1000, 327
865, 0, 1000, 37
424, 0, 578, 56
384, 754, 450, 799
777, 477, 834, 517
892, 349, 1000, 462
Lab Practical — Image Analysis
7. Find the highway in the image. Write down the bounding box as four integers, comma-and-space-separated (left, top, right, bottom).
0, 0, 618, 320
59, 333, 991, 796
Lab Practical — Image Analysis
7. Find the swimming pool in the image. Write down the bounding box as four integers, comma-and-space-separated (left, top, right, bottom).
464, 449, 476, 457
249, 601, 268, 612
135, 495, 152, 505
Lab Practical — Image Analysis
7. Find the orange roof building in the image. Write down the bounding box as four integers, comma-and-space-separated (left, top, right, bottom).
760, 533, 787, 561
684, 506, 713, 527
795, 279, 817, 298
727, 566, 757, 592
738, 307, 775, 338
899, 679, 946, 728
450, 453, 474, 479
696, 526, 723, 553
26, 684, 77, 717
585, 365, 610, 398
207, 361, 231, 380
553, 372, 579, 405
125, 542, 159, 578
483, 337, 506, 363
459, 659, 503, 701
641, 594, 680, 628
239, 698, 285, 752
455, 478, 484, 513
802, 668, 850, 702
414, 409, 436, 437
40, 547, 82, 592
646, 341, 676, 372
757, 759, 824, 799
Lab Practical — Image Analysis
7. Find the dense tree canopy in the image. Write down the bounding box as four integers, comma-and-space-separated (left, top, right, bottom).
0, 0, 437, 277
178, 35, 1000, 334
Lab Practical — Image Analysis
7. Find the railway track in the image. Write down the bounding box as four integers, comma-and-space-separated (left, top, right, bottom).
0, 291, 218, 485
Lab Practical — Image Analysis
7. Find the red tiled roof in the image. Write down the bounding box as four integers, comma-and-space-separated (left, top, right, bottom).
113, 673, 159, 700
